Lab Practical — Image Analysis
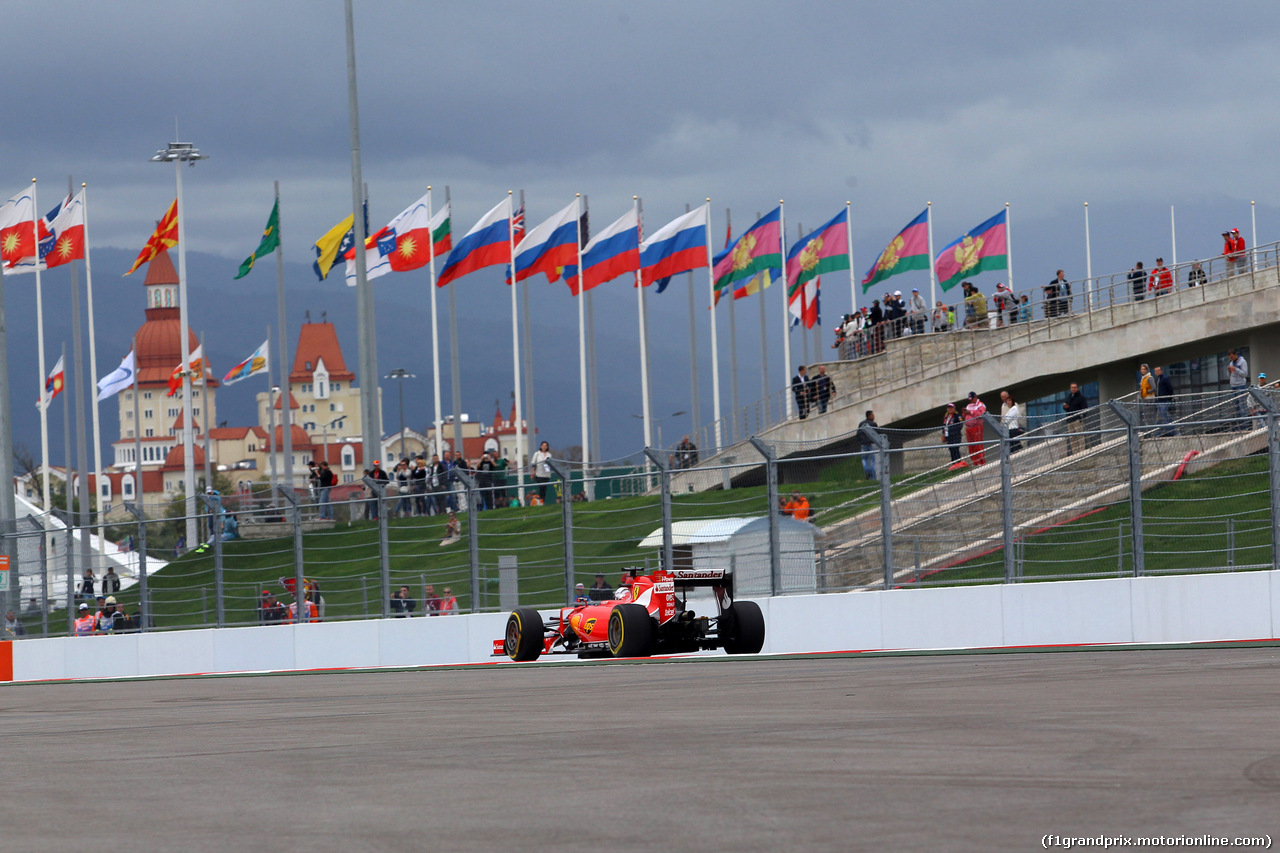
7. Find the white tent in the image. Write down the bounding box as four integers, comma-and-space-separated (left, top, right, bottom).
639, 515, 821, 596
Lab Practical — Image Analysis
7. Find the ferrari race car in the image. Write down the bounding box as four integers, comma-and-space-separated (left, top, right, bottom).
497, 567, 765, 661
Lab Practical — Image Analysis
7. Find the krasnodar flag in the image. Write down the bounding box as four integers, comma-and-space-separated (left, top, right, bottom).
97, 350, 136, 401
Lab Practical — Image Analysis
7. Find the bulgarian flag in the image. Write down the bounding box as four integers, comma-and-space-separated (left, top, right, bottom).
934, 209, 1007, 292
862, 208, 929, 292
786, 209, 850, 307
713, 207, 781, 301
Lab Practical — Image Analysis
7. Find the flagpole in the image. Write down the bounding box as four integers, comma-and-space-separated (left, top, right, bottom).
926, 202, 937, 323
584, 195, 602, 465
131, 329, 143, 536
780, 200, 792, 421
705, 200, 723, 452
201, 331, 213, 495
1084, 202, 1093, 310
725, 208, 739, 443
635, 196, 653, 450
757, 209, 770, 428
274, 181, 294, 496
575, 195, 589, 476
446, 185, 463, 458
0, 202, 19, 613
1252, 200, 1258, 264
427, 187, 443, 458
266, 325, 278, 501
519, 189, 536, 456
684, 202, 701, 445
30, 180, 51, 520
1004, 202, 1014, 293
62, 341, 75, 607
82, 183, 107, 567
67, 176, 92, 578
846, 201, 857, 319
1171, 205, 1177, 268
172, 151, 199, 548
507, 192, 526, 502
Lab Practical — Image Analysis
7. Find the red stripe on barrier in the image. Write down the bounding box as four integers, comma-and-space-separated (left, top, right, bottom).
0, 641, 12, 682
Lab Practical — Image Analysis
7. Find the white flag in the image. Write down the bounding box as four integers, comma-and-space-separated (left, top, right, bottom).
97, 350, 136, 401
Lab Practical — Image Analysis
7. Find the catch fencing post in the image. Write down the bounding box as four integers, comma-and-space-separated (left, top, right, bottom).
27, 517, 49, 635
861, 423, 894, 589
361, 476, 391, 619
453, 467, 482, 611
63, 510, 75, 634
643, 448, 674, 577
982, 412, 1016, 583
124, 502, 148, 633
275, 485, 311, 619
1248, 387, 1280, 571
748, 437, 781, 596
547, 460, 575, 605
198, 492, 225, 627
1108, 401, 1144, 577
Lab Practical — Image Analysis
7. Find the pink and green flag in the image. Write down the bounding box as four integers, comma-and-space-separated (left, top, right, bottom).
785, 209, 849, 298
713, 207, 781, 297
861, 208, 929, 292
934, 209, 1007, 292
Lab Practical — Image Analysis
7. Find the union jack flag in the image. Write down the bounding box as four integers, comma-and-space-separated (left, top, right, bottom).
512, 204, 525, 247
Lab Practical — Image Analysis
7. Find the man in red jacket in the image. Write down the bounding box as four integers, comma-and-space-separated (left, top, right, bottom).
1147, 258, 1173, 296
1224, 228, 1247, 275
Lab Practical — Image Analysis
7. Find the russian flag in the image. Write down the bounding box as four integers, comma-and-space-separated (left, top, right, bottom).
640, 203, 709, 291
513, 199, 580, 284
437, 197, 512, 288
562, 207, 639, 296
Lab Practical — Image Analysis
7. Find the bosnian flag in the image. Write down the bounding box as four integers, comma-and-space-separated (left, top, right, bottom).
561, 207, 640, 296
37, 354, 65, 410
0, 186, 38, 272
345, 191, 451, 285
640, 203, 709, 292
438, 197, 512, 288
513, 199, 580, 284
222, 339, 270, 385
97, 349, 136, 401
42, 190, 86, 269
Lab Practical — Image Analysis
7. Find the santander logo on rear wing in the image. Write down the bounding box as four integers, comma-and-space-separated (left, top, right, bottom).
666, 568, 729, 582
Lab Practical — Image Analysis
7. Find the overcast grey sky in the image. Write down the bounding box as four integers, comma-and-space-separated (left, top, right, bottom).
4, 1, 1280, 458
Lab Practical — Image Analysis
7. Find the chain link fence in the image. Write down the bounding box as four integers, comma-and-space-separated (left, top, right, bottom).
5, 385, 1280, 639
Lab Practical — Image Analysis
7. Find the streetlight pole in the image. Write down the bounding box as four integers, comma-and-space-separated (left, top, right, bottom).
385, 368, 415, 462
633, 410, 686, 451
322, 416, 347, 468
150, 140, 207, 551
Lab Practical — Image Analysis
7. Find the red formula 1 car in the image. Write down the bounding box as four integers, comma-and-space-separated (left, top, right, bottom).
496, 567, 765, 661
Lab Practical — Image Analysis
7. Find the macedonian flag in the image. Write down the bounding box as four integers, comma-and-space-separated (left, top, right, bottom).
123, 199, 179, 276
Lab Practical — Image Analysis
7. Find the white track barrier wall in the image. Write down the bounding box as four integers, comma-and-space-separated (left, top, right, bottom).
4, 572, 1280, 683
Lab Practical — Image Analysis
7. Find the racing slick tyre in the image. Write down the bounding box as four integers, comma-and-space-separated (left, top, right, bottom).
607, 603, 654, 658
505, 607, 545, 662
722, 600, 765, 655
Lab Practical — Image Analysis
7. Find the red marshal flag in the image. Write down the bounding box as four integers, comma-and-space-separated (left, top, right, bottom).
124, 199, 179, 276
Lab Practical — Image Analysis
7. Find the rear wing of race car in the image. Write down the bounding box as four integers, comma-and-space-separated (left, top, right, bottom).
664, 567, 734, 591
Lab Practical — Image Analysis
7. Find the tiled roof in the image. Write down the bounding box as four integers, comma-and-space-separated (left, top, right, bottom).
290, 322, 354, 383
143, 246, 178, 286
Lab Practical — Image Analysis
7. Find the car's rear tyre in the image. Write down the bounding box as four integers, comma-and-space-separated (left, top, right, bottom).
607, 604, 653, 658
505, 607, 544, 661
722, 601, 765, 655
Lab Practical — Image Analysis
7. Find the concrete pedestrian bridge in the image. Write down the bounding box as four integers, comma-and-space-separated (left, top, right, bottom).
674, 245, 1280, 492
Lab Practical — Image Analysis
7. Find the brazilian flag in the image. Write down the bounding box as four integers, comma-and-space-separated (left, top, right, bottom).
234, 199, 281, 279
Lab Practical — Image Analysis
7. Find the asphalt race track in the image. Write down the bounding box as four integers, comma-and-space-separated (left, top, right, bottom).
4, 648, 1279, 852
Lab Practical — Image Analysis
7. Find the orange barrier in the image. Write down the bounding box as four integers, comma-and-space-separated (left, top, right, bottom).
0, 641, 12, 683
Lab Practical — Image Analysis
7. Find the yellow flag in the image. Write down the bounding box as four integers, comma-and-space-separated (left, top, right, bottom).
311, 214, 355, 281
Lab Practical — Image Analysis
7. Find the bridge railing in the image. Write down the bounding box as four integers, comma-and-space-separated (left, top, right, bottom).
682, 240, 1280, 464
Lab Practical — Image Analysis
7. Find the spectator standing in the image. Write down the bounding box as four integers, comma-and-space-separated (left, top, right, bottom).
438, 588, 458, 614
393, 459, 413, 518
73, 603, 95, 636
1045, 270, 1071, 317
856, 410, 878, 480
428, 453, 447, 515
1138, 364, 1154, 425
886, 291, 907, 338
258, 591, 286, 624
676, 436, 699, 469
1002, 392, 1025, 453
1223, 228, 1247, 275
410, 457, 429, 515
368, 460, 390, 520
1148, 258, 1173, 296
1042, 274, 1060, 319
867, 300, 884, 353
932, 301, 950, 333
3, 609, 25, 638
814, 366, 835, 414
964, 284, 988, 328
942, 403, 963, 466
1128, 262, 1147, 302
784, 491, 811, 520
588, 574, 613, 601
963, 392, 988, 466
1187, 261, 1206, 287
1227, 349, 1250, 426
476, 452, 496, 509
1153, 366, 1176, 434
1017, 294, 1032, 322
317, 460, 336, 519
792, 365, 812, 419
102, 566, 120, 595
78, 568, 95, 603
530, 441, 553, 503
907, 288, 927, 335
1062, 382, 1089, 455
390, 586, 417, 617
424, 584, 441, 615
